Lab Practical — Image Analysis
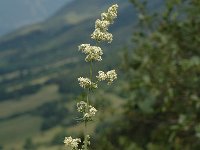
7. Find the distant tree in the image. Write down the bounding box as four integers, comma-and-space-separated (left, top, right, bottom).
0, 145, 3, 150
37, 101, 69, 131
23, 138, 36, 150
95, 0, 200, 149
0, 84, 42, 101
51, 131, 68, 145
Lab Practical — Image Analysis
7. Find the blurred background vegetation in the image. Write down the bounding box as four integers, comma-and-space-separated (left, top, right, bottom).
0, 0, 199, 150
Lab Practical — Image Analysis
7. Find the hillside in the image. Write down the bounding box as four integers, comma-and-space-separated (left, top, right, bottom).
0, 0, 136, 95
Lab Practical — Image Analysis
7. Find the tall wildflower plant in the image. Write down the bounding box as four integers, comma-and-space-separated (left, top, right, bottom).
64, 4, 118, 150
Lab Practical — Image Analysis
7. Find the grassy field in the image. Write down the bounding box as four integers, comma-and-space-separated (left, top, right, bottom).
0, 84, 60, 118
0, 115, 42, 149
0, 84, 62, 149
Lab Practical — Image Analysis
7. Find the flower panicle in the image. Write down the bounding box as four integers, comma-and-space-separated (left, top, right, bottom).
78, 44, 103, 62
64, 4, 119, 150
96, 70, 117, 85
77, 101, 98, 121
64, 136, 81, 150
91, 4, 118, 43
78, 77, 97, 89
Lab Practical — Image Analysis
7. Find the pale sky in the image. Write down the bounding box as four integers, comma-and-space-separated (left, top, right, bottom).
0, 0, 72, 36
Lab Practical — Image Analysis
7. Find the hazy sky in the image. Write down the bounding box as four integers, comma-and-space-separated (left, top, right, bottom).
0, 0, 72, 36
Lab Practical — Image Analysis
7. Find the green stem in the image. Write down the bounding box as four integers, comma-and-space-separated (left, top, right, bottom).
84, 62, 93, 150
84, 90, 89, 150
90, 62, 93, 82
84, 89, 89, 150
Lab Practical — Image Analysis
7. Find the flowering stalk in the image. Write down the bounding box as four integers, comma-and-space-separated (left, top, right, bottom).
64, 4, 118, 150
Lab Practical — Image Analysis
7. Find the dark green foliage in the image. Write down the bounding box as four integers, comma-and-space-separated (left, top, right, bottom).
95, 0, 200, 149
34, 101, 69, 131
23, 138, 36, 150
51, 131, 67, 145
0, 84, 42, 101
123, 0, 200, 149
57, 76, 82, 95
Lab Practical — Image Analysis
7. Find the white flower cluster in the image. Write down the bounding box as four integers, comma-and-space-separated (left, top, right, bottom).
81, 135, 90, 150
95, 19, 110, 31
96, 70, 117, 85
77, 101, 87, 112
78, 44, 103, 62
107, 70, 118, 84
78, 77, 97, 89
87, 106, 97, 118
64, 136, 81, 150
102, 4, 118, 23
96, 71, 107, 81
77, 101, 97, 120
91, 29, 113, 43
91, 4, 118, 43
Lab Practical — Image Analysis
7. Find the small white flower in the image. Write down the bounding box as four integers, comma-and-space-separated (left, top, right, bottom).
95, 19, 110, 31
78, 77, 91, 88
96, 70, 117, 84
77, 101, 97, 120
96, 71, 107, 81
89, 106, 97, 116
91, 4, 118, 43
77, 101, 87, 113
91, 28, 113, 43
83, 106, 98, 120
101, 4, 118, 23
78, 44, 103, 62
78, 44, 90, 52
78, 77, 97, 89
106, 70, 117, 85
108, 4, 118, 19
64, 136, 81, 149
101, 12, 108, 21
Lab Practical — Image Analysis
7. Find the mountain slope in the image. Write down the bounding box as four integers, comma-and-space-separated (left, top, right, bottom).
0, 0, 135, 74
